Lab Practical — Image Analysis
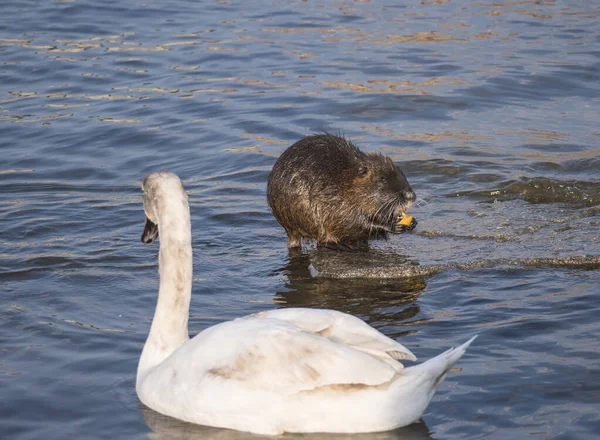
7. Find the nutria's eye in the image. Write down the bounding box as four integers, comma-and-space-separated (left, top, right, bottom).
357, 166, 369, 178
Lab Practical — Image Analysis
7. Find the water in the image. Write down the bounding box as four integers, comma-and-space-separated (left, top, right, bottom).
1, 0, 599, 438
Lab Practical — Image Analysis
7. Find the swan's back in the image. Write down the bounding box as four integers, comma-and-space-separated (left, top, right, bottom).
137, 308, 474, 435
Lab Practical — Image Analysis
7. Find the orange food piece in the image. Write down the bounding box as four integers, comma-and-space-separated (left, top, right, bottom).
397, 213, 414, 226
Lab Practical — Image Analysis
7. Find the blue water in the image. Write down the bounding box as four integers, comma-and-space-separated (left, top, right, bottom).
1, 0, 599, 439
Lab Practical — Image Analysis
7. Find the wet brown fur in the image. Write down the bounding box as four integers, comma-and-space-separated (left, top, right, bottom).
267, 134, 416, 249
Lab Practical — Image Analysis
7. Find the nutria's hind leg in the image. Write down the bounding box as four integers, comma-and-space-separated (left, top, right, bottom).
286, 230, 302, 249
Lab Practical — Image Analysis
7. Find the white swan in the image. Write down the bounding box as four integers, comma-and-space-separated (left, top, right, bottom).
136, 171, 476, 436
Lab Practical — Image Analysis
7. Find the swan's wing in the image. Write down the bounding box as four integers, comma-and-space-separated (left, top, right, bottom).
174, 311, 412, 395
185, 317, 402, 395
247, 308, 416, 364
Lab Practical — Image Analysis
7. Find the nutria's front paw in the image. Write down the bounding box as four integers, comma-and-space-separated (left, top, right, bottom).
395, 213, 417, 233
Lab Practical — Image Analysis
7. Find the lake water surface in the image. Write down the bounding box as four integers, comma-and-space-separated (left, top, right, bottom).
1, 0, 599, 439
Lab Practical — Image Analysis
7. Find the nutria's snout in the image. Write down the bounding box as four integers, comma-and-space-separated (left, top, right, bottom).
267, 133, 418, 250
396, 189, 417, 213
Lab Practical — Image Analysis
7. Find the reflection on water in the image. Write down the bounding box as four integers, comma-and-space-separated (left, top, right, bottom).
1, 0, 599, 439
274, 250, 426, 334
141, 405, 433, 440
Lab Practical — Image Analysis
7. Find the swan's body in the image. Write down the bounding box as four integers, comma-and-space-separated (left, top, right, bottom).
136, 171, 475, 436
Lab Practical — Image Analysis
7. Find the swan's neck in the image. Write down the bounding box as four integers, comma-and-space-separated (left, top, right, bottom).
138, 199, 192, 381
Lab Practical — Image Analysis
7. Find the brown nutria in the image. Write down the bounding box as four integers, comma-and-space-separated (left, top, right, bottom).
267, 134, 417, 251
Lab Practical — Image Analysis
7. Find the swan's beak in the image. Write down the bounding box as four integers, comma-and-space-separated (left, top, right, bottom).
141, 216, 159, 244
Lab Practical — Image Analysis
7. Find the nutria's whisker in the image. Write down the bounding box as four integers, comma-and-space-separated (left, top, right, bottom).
368, 196, 398, 239
413, 198, 428, 208
370, 199, 390, 235
383, 206, 398, 234
384, 196, 401, 234
367, 199, 391, 238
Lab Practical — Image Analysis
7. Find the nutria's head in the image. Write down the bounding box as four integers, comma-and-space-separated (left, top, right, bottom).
335, 146, 416, 241
267, 134, 417, 248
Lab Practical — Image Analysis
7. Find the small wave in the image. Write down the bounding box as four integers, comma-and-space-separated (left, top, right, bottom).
456, 177, 600, 207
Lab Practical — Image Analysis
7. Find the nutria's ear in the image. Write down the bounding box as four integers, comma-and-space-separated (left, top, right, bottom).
357, 166, 369, 178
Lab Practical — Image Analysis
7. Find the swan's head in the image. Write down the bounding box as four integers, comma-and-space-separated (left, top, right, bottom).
141, 171, 187, 245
